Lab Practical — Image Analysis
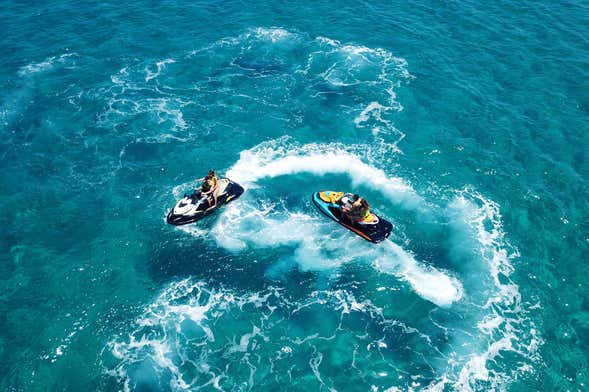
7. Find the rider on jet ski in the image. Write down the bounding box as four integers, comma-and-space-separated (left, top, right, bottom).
196, 170, 220, 211
341, 193, 371, 224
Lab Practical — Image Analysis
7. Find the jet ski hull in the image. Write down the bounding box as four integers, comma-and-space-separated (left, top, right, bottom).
166, 178, 244, 225
312, 191, 392, 243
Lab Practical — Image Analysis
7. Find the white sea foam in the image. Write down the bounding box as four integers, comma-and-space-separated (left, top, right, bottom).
424, 190, 541, 391
149, 97, 187, 129
113, 180, 537, 390
203, 28, 411, 144
226, 137, 422, 209
212, 199, 462, 306
101, 26, 537, 389
18, 53, 77, 76
219, 139, 538, 387
353, 101, 405, 142
145, 58, 175, 82
206, 139, 462, 305
100, 27, 411, 150
354, 102, 388, 127
373, 241, 463, 306
105, 280, 435, 390
107, 280, 221, 390
311, 37, 412, 111
101, 66, 188, 132
4, 54, 78, 127
251, 27, 295, 43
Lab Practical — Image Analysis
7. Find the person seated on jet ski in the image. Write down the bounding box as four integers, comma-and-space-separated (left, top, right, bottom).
341, 194, 371, 224
197, 170, 219, 210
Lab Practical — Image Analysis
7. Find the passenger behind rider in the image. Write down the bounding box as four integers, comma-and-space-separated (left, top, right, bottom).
197, 170, 219, 211
341, 194, 371, 223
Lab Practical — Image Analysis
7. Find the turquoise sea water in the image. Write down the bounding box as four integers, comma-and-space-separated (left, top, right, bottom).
1, 0, 588, 390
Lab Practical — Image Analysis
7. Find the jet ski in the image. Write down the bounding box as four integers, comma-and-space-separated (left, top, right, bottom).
166, 178, 244, 225
312, 191, 392, 243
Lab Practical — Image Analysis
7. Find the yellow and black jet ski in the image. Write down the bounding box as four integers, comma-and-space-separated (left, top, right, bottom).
312, 191, 392, 243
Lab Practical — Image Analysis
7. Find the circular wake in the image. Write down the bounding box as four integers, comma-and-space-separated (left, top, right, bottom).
101, 28, 541, 391
212, 137, 463, 307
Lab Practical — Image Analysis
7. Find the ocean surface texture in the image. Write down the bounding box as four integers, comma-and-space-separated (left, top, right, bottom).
1, 0, 588, 390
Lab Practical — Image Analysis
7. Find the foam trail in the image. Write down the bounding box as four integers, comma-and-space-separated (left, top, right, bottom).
214, 139, 462, 305
226, 141, 423, 210
18, 53, 77, 76
212, 200, 463, 306
374, 241, 463, 306
106, 279, 435, 390
211, 200, 352, 271
145, 59, 175, 81
354, 101, 389, 126
424, 190, 541, 390
251, 27, 296, 43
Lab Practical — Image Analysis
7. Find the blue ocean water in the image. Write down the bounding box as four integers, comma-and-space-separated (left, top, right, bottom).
1, 0, 588, 390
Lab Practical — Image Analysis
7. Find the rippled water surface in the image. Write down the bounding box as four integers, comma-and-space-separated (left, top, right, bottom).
1, 1, 588, 390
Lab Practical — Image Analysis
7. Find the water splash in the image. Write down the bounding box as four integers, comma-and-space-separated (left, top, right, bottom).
226, 137, 422, 209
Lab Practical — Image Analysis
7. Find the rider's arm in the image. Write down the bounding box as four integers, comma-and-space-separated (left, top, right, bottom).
205, 183, 219, 196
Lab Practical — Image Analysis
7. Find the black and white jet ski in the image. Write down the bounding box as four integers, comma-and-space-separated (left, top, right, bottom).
166, 178, 244, 225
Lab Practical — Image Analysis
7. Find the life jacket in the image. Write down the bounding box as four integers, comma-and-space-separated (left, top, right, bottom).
202, 175, 218, 192
349, 199, 370, 220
